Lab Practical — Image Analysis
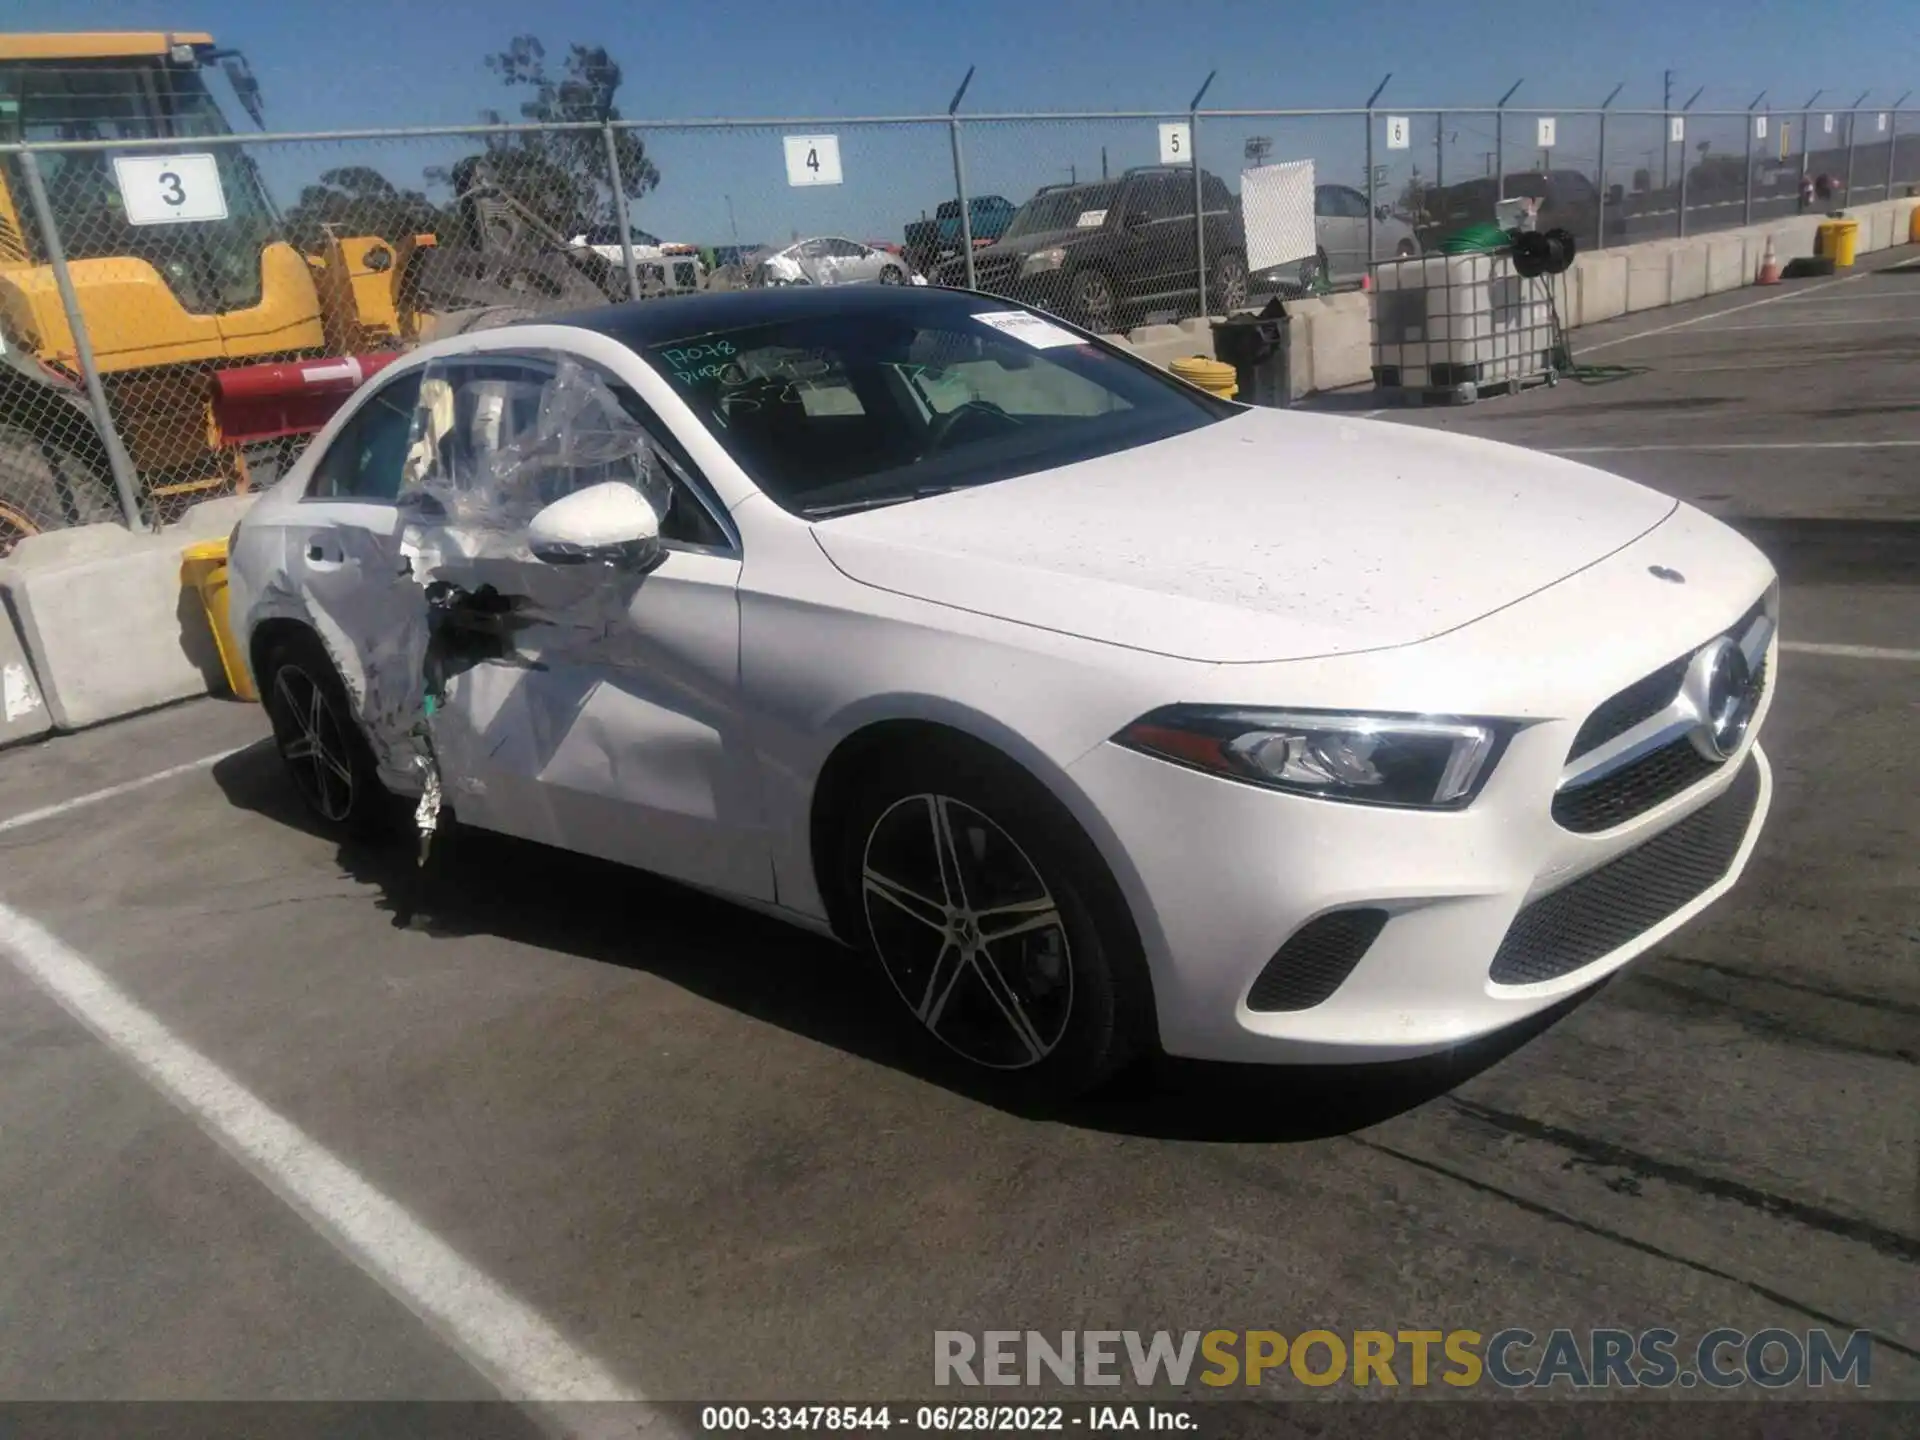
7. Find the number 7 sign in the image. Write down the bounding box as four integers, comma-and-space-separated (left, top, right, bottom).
784, 134, 843, 187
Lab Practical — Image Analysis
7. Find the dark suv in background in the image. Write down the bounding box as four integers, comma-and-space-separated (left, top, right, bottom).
932, 166, 1248, 332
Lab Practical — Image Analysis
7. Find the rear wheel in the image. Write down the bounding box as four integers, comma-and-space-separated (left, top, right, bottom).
259, 629, 390, 836
878, 264, 907, 285
0, 425, 122, 559
837, 740, 1150, 1100
1210, 249, 1250, 314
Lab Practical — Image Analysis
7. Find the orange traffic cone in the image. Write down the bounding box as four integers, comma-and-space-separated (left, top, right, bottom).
1756, 234, 1782, 285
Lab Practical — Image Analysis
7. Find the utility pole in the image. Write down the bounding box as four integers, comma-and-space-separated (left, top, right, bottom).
1663, 69, 1674, 189
1101, 145, 1108, 181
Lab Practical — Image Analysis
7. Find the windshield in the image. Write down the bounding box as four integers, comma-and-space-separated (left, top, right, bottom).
1003, 183, 1121, 239
644, 293, 1232, 519
0, 58, 282, 313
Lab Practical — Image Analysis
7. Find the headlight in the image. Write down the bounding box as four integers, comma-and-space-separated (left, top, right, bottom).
1114, 706, 1515, 809
1020, 246, 1068, 276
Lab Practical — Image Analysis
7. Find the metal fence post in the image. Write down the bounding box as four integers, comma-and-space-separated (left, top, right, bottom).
1494, 109, 1503, 200
948, 68, 978, 290
1595, 110, 1608, 251
601, 121, 641, 301
1435, 110, 1444, 192
1190, 71, 1214, 317
1889, 109, 1902, 199
1364, 110, 1376, 270
16, 150, 146, 532
1844, 112, 1856, 200
1677, 137, 1690, 237
1744, 115, 1756, 226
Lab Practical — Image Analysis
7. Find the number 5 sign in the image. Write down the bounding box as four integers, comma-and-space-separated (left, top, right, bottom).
111, 154, 227, 225
1158, 122, 1191, 164
783, 134, 843, 187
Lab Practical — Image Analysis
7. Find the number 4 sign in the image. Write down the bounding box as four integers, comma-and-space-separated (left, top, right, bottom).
1385, 116, 1410, 150
1536, 117, 1557, 148
783, 134, 843, 187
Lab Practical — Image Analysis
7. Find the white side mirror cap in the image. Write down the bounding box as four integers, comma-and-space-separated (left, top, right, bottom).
527, 481, 662, 570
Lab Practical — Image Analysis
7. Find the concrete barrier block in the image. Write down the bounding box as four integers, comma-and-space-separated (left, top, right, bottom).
1570, 253, 1628, 325
1308, 292, 1372, 393
1705, 237, 1746, 294
1121, 322, 1211, 371
1625, 248, 1673, 312
171, 493, 256, 543
0, 521, 226, 732
0, 598, 50, 749
1668, 244, 1709, 304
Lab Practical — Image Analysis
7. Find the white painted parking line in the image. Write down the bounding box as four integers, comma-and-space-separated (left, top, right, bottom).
0, 749, 246, 836
1550, 441, 1920, 453
1578, 271, 1873, 354
1671, 316, 1920, 332
1780, 641, 1920, 662
0, 900, 645, 1413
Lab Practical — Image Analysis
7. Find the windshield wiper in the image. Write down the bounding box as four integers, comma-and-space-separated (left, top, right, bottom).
806, 485, 973, 519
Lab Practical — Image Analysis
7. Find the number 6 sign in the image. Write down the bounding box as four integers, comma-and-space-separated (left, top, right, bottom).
111, 154, 227, 225
783, 134, 843, 187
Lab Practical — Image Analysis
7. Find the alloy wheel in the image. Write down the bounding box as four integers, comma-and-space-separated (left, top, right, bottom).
269, 664, 356, 823
861, 794, 1073, 1070
1216, 256, 1248, 312
1073, 274, 1115, 333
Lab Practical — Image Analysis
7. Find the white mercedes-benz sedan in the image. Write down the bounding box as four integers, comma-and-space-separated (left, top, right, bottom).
228, 284, 1776, 1097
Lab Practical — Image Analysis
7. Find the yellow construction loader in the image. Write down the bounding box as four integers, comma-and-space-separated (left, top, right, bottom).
0, 32, 621, 553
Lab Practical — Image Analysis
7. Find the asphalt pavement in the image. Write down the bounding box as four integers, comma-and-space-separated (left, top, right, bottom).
0, 253, 1913, 1426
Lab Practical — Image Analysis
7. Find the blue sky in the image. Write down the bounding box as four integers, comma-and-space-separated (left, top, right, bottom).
14, 0, 1915, 244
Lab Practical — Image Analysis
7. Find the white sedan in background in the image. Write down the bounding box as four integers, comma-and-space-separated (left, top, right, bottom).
752, 237, 924, 287
229, 285, 1776, 1098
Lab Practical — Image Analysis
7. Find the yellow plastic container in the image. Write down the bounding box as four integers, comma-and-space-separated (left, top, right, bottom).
180, 539, 258, 702
1170, 355, 1238, 399
1909, 205, 1920, 245
1816, 219, 1860, 267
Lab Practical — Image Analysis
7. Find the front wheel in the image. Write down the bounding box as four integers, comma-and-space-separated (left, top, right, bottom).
259, 629, 391, 836
1067, 269, 1117, 334
878, 264, 906, 285
839, 742, 1150, 1100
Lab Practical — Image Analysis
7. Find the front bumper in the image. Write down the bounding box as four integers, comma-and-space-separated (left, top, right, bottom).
1062, 509, 1779, 1065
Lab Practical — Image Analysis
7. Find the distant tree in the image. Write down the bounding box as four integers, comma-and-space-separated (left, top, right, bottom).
427, 35, 660, 243
283, 166, 440, 249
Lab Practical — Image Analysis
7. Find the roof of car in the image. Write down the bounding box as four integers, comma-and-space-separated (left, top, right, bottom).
553, 284, 1008, 347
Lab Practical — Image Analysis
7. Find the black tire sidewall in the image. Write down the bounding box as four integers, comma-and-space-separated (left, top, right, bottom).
836, 742, 1148, 1100
0, 427, 122, 544
260, 630, 391, 836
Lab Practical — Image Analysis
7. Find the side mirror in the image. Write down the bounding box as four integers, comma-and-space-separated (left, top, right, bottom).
528, 481, 663, 571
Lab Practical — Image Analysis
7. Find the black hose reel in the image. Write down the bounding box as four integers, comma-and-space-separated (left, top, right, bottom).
1509, 226, 1578, 278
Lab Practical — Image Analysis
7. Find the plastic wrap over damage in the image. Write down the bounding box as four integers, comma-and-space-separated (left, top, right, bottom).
286, 353, 673, 852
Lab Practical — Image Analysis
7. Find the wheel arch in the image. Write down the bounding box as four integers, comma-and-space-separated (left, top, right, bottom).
804, 706, 1163, 1036
247, 613, 321, 699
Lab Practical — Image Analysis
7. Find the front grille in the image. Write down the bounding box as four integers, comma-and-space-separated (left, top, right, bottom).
1554, 655, 1768, 833
1491, 758, 1761, 985
1247, 909, 1388, 1012
1564, 592, 1770, 762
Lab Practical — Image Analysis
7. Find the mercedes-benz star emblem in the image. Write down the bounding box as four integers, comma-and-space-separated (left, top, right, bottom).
1648, 565, 1686, 583
1681, 636, 1761, 761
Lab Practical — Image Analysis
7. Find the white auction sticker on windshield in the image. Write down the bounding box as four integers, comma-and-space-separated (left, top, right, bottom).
1075, 208, 1108, 227
973, 310, 1081, 348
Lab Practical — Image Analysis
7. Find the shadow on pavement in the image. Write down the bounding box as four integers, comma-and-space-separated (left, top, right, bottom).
212, 740, 1596, 1142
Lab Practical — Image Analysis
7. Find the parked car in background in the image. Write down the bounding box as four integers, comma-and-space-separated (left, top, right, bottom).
570, 224, 708, 294
1415, 171, 1604, 251
933, 166, 1247, 333
904, 195, 1019, 273
1254, 183, 1422, 291
752, 237, 924, 287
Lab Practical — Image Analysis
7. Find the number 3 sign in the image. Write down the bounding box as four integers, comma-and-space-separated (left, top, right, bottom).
111, 154, 227, 225
784, 134, 844, 187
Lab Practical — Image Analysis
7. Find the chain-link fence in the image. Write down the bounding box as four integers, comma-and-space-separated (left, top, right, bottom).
4, 89, 1918, 554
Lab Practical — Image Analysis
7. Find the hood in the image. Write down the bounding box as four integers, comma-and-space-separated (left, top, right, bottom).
811, 409, 1678, 664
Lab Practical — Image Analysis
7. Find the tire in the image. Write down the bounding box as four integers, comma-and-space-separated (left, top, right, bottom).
0, 425, 123, 558
1396, 238, 1418, 258
258, 628, 391, 837
836, 739, 1150, 1100
1210, 249, 1249, 314
878, 264, 907, 285
1067, 269, 1118, 335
